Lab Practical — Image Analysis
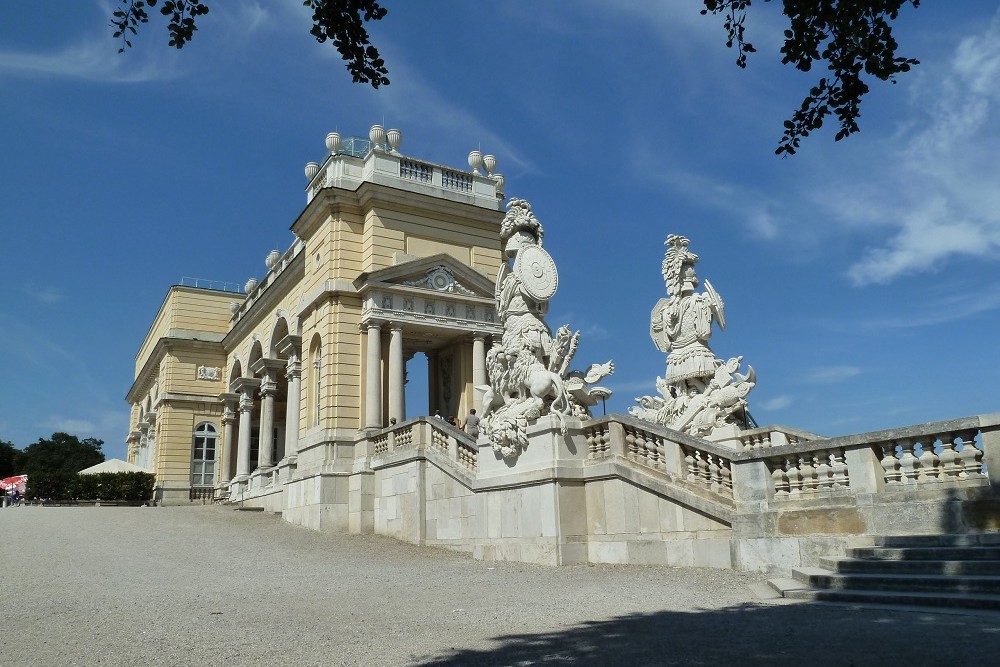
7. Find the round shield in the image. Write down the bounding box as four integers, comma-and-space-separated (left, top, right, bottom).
514, 245, 558, 301
649, 297, 670, 353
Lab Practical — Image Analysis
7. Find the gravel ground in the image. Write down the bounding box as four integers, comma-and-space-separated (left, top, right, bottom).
1, 505, 999, 666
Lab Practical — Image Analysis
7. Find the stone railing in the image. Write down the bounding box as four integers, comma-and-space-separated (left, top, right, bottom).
740, 415, 995, 502
581, 413, 1000, 509
367, 417, 479, 474
583, 415, 737, 502
738, 425, 823, 451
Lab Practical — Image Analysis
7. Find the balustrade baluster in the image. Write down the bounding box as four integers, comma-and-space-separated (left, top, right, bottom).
937, 434, 961, 481
697, 451, 712, 487
958, 430, 985, 478
785, 456, 802, 495
880, 442, 902, 485
917, 439, 940, 483
814, 451, 833, 490
685, 450, 698, 482
799, 454, 817, 493
897, 439, 919, 484
719, 460, 733, 495
708, 454, 722, 492
830, 448, 848, 488
771, 460, 789, 497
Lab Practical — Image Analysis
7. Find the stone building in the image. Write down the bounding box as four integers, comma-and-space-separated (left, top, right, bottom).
126, 127, 997, 582
126, 128, 505, 515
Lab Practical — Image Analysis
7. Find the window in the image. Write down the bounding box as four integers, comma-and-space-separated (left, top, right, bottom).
191, 422, 218, 487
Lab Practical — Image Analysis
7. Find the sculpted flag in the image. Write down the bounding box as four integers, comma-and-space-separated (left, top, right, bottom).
0, 475, 27, 494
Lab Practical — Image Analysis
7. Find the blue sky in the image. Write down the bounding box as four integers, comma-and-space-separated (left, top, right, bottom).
2, 2, 999, 460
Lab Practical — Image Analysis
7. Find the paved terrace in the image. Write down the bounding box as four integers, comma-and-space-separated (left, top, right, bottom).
1, 506, 998, 666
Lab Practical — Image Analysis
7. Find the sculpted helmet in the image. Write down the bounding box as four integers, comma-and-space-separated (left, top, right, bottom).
661, 234, 698, 297
499, 198, 544, 247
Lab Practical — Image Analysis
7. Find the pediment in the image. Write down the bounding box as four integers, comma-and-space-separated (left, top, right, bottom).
355, 253, 495, 299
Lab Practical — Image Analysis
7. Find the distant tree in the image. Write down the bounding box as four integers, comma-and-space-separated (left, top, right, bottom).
19, 433, 105, 478
0, 439, 24, 478
110, 1, 921, 154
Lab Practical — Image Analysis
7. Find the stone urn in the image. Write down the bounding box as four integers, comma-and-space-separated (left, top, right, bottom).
468, 150, 484, 174
386, 128, 402, 153
265, 250, 281, 270
325, 132, 341, 154
244, 278, 259, 294
304, 162, 320, 181
483, 154, 496, 175
369, 124, 386, 151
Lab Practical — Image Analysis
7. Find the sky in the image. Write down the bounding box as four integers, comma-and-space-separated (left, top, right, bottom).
1, 2, 999, 461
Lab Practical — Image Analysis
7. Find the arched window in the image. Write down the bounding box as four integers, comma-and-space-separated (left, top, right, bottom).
191, 422, 218, 487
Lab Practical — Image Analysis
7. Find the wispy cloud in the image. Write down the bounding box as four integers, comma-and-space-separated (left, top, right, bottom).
801, 366, 862, 384
859, 283, 1000, 329
0, 37, 180, 83
24, 285, 63, 304
836, 10, 1000, 285
758, 395, 793, 410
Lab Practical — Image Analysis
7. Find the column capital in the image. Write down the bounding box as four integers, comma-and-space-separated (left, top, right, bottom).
222, 407, 237, 424
259, 378, 278, 397
388, 322, 404, 333
217, 392, 239, 409
250, 357, 286, 382
276, 334, 302, 359
286, 357, 303, 380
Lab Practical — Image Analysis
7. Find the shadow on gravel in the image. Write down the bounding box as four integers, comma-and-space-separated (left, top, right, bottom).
415, 601, 1000, 666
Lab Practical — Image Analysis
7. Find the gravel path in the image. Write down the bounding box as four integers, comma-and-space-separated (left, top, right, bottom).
1, 505, 998, 666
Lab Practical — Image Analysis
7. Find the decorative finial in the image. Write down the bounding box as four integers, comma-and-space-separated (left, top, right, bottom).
386, 128, 402, 153
304, 162, 320, 181
325, 132, 341, 154
483, 154, 496, 176
468, 150, 484, 174
369, 124, 386, 151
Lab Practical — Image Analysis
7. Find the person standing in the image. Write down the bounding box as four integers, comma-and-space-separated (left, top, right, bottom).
463, 409, 480, 438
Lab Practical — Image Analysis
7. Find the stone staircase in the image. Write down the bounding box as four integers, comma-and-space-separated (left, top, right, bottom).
768, 534, 1000, 611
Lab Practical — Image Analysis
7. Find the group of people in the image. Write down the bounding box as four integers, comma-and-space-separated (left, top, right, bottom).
432, 409, 480, 437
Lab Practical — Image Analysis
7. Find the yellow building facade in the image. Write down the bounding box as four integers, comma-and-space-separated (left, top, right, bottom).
127, 130, 505, 511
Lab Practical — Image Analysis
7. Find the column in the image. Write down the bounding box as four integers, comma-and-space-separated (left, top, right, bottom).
278, 335, 303, 459
388, 325, 405, 424
258, 379, 276, 469
218, 394, 237, 484
365, 323, 383, 428
284, 356, 302, 457
473, 334, 487, 411
236, 390, 253, 477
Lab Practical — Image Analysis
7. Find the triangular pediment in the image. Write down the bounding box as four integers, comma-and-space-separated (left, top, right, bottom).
355, 253, 495, 299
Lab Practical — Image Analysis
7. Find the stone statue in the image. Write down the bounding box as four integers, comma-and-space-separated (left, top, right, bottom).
481, 199, 613, 459
630, 235, 755, 438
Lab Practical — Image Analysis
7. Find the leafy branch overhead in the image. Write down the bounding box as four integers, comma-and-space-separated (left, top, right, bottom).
701, 0, 921, 155
111, 0, 390, 87
112, 0, 921, 154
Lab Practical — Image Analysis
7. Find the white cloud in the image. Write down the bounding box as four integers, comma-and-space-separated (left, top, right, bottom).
45, 418, 97, 434
0, 36, 180, 83
859, 283, 1000, 329
801, 366, 862, 384
758, 395, 793, 410
838, 10, 1000, 285
25, 285, 63, 304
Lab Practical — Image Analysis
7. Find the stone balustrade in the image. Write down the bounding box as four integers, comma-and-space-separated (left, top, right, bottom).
738, 425, 823, 451
365, 417, 478, 474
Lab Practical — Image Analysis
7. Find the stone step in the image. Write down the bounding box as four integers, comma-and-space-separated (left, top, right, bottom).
820, 557, 1000, 576
792, 567, 1000, 594
849, 546, 1000, 561
775, 585, 1000, 611
874, 534, 1000, 548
